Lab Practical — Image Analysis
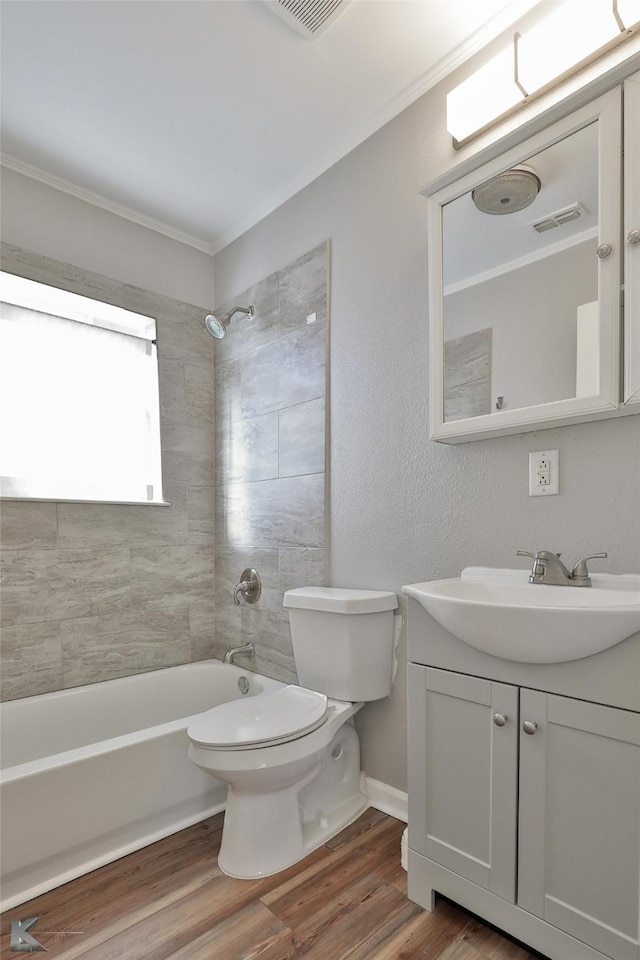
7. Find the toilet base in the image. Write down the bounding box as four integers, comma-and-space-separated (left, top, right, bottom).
217, 723, 367, 879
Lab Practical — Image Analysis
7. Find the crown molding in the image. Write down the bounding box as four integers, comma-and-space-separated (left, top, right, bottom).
0, 153, 216, 257
212, 0, 541, 253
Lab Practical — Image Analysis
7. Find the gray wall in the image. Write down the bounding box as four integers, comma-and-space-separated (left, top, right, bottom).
213, 66, 640, 792
213, 243, 328, 680
0, 243, 216, 700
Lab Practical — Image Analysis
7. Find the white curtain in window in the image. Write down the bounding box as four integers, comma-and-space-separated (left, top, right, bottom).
0, 303, 163, 502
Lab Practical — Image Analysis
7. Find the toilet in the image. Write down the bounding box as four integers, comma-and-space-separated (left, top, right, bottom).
187, 586, 398, 879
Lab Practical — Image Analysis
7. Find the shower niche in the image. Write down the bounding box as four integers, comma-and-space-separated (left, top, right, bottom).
423, 71, 640, 443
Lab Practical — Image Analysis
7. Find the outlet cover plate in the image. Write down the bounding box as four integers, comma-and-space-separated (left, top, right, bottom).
529, 449, 559, 496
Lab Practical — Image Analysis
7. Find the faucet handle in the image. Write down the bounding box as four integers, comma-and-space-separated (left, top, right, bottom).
516, 550, 536, 559
571, 552, 608, 582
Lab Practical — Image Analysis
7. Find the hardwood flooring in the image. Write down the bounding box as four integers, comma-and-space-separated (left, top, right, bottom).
1, 809, 545, 960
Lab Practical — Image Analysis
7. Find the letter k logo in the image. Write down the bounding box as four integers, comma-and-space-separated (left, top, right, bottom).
9, 917, 46, 953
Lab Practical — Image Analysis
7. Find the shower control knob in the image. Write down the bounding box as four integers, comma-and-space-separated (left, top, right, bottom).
522, 720, 538, 735
627, 229, 640, 245
596, 243, 613, 259
493, 713, 508, 727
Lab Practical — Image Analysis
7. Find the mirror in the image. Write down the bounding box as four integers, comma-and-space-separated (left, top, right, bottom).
425, 88, 623, 442
443, 122, 598, 421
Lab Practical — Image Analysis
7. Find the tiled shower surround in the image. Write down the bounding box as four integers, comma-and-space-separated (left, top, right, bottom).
0, 243, 215, 701
213, 242, 328, 682
0, 241, 327, 699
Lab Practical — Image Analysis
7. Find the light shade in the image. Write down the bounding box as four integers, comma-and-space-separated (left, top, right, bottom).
447, 46, 521, 142
517, 2, 622, 93
446, 1, 640, 145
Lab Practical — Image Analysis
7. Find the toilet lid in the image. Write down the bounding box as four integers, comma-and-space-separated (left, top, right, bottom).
187, 685, 328, 749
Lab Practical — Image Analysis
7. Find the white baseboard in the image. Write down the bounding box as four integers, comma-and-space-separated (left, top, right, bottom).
365, 776, 408, 823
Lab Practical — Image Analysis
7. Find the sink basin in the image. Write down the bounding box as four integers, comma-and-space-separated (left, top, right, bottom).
402, 567, 640, 663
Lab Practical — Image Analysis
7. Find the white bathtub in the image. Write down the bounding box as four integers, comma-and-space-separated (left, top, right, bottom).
0, 659, 284, 910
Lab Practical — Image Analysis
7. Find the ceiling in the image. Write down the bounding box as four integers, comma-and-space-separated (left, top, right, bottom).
1, 0, 540, 255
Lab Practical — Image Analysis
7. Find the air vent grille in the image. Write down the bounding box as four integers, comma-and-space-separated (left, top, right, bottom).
264, 0, 350, 38
532, 202, 588, 234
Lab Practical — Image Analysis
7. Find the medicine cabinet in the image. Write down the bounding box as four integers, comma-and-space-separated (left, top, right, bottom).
424, 72, 640, 443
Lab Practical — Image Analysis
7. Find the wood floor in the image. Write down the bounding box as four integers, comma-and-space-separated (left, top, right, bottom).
1, 809, 545, 960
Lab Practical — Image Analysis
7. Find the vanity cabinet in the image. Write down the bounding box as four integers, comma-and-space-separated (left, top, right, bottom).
408, 660, 640, 960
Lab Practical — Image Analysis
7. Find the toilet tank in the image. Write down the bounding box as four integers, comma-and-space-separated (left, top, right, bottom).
282, 587, 398, 701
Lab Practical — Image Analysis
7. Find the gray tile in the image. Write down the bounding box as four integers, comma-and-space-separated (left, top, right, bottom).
130, 544, 213, 610
223, 413, 279, 484
60, 608, 191, 687
241, 322, 326, 419
1, 547, 130, 625
214, 357, 242, 426
0, 621, 63, 700
215, 544, 280, 613
215, 601, 242, 658
158, 358, 185, 422
278, 242, 329, 337
226, 474, 325, 548
278, 547, 325, 595
156, 306, 214, 368
162, 451, 214, 486
185, 362, 214, 423
213, 272, 279, 363
0, 501, 57, 549
187, 486, 215, 543
189, 601, 218, 662
240, 607, 298, 684
279, 398, 325, 478
161, 419, 214, 462
56, 484, 188, 547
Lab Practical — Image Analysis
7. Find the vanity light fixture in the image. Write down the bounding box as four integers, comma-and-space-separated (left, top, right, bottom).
447, 1, 640, 148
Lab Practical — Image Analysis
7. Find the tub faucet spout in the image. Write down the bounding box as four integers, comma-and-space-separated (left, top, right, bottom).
223, 643, 255, 664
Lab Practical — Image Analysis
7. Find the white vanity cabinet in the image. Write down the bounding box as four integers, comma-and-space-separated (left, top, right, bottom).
407, 609, 640, 960
518, 690, 640, 960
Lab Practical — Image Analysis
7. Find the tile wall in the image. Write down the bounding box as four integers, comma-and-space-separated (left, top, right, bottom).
213, 242, 328, 682
0, 244, 215, 700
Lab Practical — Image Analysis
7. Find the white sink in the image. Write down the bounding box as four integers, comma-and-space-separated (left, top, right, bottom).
402, 567, 640, 663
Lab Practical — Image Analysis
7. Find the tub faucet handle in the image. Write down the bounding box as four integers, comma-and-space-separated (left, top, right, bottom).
233, 568, 262, 605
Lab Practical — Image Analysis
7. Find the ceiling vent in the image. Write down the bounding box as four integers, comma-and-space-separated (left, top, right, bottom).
264, 0, 351, 38
531, 202, 588, 234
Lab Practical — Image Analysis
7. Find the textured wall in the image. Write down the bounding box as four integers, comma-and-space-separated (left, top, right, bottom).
0, 243, 216, 700
213, 243, 328, 681
0, 167, 213, 308
213, 67, 640, 792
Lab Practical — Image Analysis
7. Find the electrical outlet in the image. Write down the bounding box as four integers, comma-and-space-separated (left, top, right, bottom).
529, 449, 559, 496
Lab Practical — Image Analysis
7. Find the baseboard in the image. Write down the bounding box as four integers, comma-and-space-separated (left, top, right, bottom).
364, 776, 408, 823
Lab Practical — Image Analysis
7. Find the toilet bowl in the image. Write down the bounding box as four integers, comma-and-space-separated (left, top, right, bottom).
187, 586, 398, 879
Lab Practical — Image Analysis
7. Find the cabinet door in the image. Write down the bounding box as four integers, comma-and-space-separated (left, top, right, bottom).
408, 666, 518, 901
518, 690, 640, 960
624, 71, 640, 406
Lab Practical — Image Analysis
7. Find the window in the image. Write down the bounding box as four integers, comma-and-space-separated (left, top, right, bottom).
0, 271, 163, 503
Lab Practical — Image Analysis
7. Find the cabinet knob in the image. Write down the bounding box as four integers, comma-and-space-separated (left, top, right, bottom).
522, 720, 538, 735
596, 243, 613, 259
627, 228, 640, 245
493, 713, 508, 727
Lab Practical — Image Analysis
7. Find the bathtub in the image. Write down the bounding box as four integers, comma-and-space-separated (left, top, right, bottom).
0, 659, 284, 910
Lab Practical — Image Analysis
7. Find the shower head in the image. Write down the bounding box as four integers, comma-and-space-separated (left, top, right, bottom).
204, 304, 255, 339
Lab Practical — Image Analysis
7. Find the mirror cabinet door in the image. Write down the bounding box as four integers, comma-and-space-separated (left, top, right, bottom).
427, 87, 623, 443
624, 71, 640, 407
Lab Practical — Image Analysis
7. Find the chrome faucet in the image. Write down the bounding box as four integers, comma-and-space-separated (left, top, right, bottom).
517, 550, 608, 587
223, 642, 255, 664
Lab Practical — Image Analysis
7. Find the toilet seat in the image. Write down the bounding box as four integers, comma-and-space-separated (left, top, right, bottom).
187, 685, 329, 750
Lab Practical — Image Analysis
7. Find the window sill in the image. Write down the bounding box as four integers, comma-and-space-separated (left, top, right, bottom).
0, 496, 172, 507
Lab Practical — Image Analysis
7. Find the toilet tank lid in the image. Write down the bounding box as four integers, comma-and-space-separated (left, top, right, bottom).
283, 586, 398, 614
